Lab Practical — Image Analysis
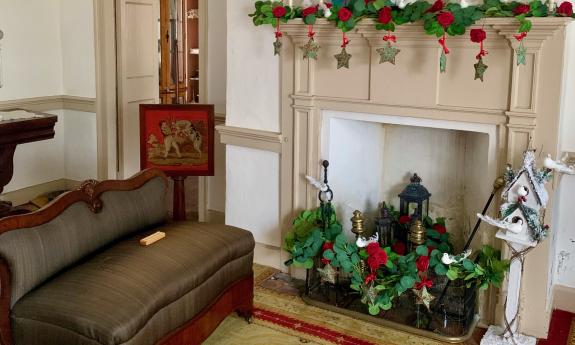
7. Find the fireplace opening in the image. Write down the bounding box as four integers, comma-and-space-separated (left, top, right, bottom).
321, 110, 498, 251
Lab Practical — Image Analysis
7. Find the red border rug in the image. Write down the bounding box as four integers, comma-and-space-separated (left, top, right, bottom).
538, 310, 575, 345
254, 307, 379, 345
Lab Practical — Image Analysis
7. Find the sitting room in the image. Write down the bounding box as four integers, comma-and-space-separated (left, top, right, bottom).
1, 0, 575, 344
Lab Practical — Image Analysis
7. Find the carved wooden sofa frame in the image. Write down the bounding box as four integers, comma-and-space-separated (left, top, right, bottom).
0, 169, 253, 345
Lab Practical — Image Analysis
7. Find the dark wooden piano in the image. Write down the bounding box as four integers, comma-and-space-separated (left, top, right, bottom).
0, 109, 58, 218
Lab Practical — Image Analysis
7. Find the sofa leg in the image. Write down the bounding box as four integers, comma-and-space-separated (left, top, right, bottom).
236, 304, 254, 324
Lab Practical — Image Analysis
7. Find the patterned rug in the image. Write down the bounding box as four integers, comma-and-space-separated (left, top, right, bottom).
205, 265, 480, 345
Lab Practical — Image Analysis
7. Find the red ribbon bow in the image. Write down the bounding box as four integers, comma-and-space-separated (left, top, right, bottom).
514, 32, 527, 41
438, 35, 449, 54
383, 34, 397, 43
415, 278, 433, 290
341, 32, 350, 48
275, 19, 282, 38
308, 25, 316, 39
364, 273, 377, 285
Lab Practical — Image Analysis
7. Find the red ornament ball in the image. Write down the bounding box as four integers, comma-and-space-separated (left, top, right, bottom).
416, 255, 430, 272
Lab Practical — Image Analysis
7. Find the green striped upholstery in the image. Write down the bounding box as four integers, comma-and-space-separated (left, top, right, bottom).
0, 176, 167, 308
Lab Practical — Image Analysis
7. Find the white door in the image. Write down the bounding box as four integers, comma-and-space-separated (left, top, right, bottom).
116, 0, 160, 178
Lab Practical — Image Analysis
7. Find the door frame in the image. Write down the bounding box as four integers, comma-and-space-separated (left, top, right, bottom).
94, 0, 118, 180
93, 0, 210, 220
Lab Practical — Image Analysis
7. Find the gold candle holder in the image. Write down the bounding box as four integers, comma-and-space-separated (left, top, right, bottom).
409, 220, 426, 249
351, 210, 365, 239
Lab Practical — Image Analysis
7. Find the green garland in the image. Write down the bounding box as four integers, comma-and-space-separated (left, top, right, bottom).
250, 0, 574, 35
285, 205, 510, 315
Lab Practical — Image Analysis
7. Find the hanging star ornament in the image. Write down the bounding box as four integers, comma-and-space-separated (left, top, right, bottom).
439, 51, 447, 73
334, 47, 352, 69
301, 39, 320, 60
516, 41, 527, 66
377, 42, 400, 65
474, 57, 488, 82
273, 38, 282, 56
413, 286, 436, 310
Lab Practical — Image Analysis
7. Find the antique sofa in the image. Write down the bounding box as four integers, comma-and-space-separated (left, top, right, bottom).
0, 169, 255, 345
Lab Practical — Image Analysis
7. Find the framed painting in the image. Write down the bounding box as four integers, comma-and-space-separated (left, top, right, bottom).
140, 104, 214, 176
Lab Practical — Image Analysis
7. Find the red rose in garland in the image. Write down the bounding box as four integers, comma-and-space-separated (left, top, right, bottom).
433, 223, 447, 234
426, 0, 444, 13
272, 5, 287, 18
557, 1, 574, 16
416, 255, 430, 272
399, 215, 411, 225
302, 5, 318, 18
379, 7, 392, 24
338, 7, 353, 21
366, 243, 388, 272
437, 12, 454, 28
513, 4, 530, 15
470, 29, 486, 43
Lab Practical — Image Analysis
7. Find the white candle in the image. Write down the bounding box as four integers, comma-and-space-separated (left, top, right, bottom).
288, 0, 293, 7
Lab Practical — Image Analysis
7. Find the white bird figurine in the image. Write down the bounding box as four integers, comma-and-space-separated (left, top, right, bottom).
319, 1, 332, 17
441, 249, 472, 265
544, 154, 575, 175
305, 175, 328, 192
517, 185, 529, 197
477, 214, 523, 234
356, 233, 379, 248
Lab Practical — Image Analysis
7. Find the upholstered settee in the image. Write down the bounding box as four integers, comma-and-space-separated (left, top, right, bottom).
0, 169, 255, 345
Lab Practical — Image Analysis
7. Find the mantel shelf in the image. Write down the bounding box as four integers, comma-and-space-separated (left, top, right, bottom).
281, 17, 572, 43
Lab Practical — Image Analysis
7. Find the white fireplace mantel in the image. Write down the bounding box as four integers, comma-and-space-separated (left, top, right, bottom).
272, 17, 572, 337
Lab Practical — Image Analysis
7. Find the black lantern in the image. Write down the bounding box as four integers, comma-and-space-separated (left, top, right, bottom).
374, 202, 394, 246
398, 173, 431, 222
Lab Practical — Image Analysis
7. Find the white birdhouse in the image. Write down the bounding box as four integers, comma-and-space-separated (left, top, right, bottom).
502, 151, 548, 211
501, 208, 532, 244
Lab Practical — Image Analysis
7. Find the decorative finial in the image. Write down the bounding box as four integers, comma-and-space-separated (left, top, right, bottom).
493, 176, 505, 191
411, 173, 422, 184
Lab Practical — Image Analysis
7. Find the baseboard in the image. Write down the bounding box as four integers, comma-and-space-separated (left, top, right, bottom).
1, 179, 79, 206
0, 95, 96, 113
553, 284, 575, 313
254, 243, 285, 271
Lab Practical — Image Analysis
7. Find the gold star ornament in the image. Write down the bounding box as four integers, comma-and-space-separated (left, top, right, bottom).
376, 42, 400, 65
412, 286, 435, 310
474, 57, 488, 82
334, 47, 352, 69
301, 38, 320, 60
273, 38, 282, 56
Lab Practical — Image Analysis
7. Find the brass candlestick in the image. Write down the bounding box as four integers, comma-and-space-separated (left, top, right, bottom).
351, 210, 365, 239
409, 220, 426, 250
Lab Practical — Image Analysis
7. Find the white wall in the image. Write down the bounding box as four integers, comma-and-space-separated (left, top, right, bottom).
60, 0, 96, 98
553, 21, 575, 290
225, 0, 283, 256
0, 1, 64, 99
0, 0, 97, 196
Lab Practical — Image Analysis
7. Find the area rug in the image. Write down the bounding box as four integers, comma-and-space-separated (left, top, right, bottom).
205, 264, 467, 345
538, 309, 575, 345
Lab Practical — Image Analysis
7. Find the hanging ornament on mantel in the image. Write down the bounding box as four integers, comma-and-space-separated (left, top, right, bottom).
514, 32, 527, 65
437, 11, 455, 73
271, 3, 287, 56
301, 24, 320, 60
512, 3, 532, 66
334, 32, 352, 69
375, 7, 400, 65
377, 32, 401, 64
470, 28, 488, 81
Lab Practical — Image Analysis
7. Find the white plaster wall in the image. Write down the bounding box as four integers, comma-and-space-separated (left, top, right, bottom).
4, 109, 66, 193
60, 0, 96, 98
225, 145, 280, 247
0, 0, 64, 99
553, 21, 575, 290
226, 0, 280, 132
0, 0, 97, 196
